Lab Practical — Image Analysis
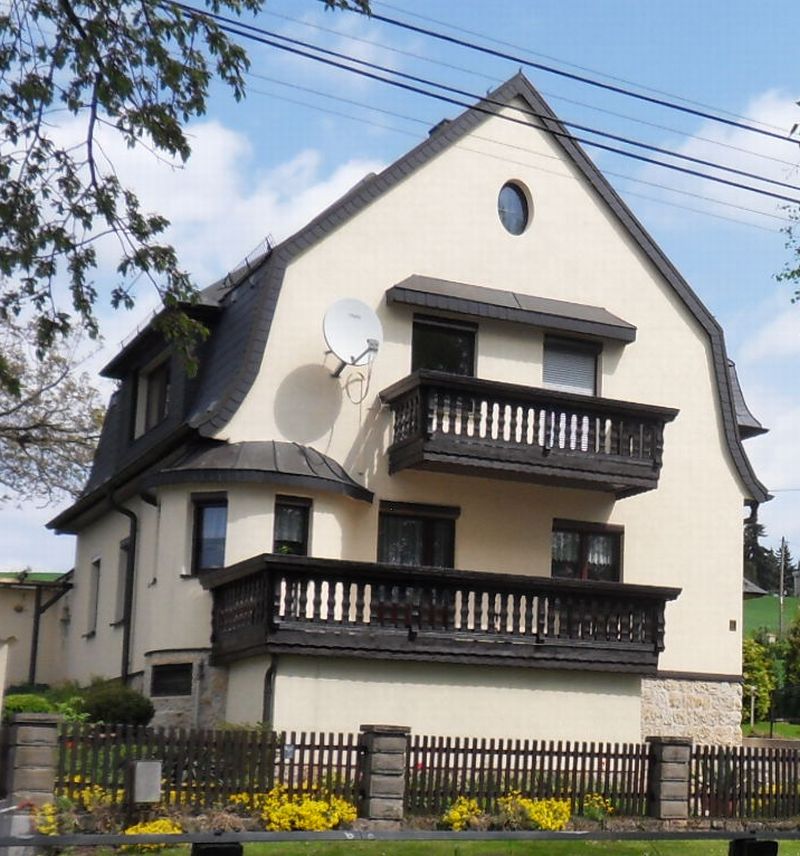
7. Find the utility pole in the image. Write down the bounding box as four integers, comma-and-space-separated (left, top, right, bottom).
779, 536, 786, 639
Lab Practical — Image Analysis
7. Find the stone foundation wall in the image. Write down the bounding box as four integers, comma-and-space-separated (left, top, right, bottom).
641, 677, 742, 744
144, 649, 227, 729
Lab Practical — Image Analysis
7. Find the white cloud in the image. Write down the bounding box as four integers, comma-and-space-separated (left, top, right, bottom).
633, 90, 800, 227
741, 308, 800, 363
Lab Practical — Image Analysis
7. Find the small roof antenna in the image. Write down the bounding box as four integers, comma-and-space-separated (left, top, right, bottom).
323, 299, 383, 378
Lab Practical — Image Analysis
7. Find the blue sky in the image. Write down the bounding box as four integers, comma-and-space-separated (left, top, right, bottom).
3, 0, 800, 571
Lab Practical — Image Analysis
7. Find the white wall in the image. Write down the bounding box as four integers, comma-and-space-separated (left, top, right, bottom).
218, 99, 746, 676
267, 655, 641, 741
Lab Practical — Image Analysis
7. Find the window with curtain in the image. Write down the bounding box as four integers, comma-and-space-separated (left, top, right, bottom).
551, 521, 621, 582
192, 498, 228, 573
273, 496, 311, 555
378, 502, 458, 568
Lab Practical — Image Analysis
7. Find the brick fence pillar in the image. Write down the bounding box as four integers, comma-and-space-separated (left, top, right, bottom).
646, 735, 692, 820
4, 713, 61, 807
358, 724, 409, 829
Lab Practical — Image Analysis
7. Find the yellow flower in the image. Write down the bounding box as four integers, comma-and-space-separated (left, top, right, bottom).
120, 817, 183, 852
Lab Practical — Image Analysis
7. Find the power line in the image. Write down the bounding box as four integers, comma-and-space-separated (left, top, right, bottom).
375, 0, 788, 135
171, 3, 800, 207
363, 6, 799, 148
248, 70, 790, 229
266, 6, 800, 171
221, 11, 800, 196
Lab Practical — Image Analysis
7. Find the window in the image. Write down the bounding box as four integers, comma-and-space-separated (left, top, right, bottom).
113, 538, 129, 625
543, 337, 598, 396
378, 501, 458, 568
498, 182, 530, 235
133, 358, 171, 437
151, 663, 193, 697
273, 496, 311, 556
551, 520, 622, 582
192, 497, 228, 573
86, 558, 101, 636
412, 316, 476, 376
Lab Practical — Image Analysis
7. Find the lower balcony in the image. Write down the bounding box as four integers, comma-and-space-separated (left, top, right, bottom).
379, 371, 679, 497
201, 554, 680, 674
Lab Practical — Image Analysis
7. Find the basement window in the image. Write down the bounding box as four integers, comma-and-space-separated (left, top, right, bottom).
151, 663, 193, 697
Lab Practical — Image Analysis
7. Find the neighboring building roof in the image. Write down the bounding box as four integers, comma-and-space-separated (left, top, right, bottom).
743, 577, 768, 597
728, 360, 768, 439
144, 441, 374, 502
386, 275, 637, 343
50, 72, 770, 531
0, 570, 71, 588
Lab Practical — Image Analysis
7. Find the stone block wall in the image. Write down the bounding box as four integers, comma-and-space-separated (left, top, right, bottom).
144, 649, 227, 729
641, 677, 741, 744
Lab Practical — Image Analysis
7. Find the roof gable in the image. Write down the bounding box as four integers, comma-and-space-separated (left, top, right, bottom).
187, 72, 768, 503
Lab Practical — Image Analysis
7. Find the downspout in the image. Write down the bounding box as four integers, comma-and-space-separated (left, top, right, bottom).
109, 491, 138, 684
28, 586, 43, 686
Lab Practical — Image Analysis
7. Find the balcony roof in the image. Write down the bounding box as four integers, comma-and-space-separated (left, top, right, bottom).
387, 275, 637, 343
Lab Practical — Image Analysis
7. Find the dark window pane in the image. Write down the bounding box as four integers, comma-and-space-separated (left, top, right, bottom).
144, 362, 170, 430
412, 322, 475, 376
379, 515, 424, 566
551, 531, 582, 579
274, 501, 310, 556
151, 663, 193, 697
498, 183, 529, 235
195, 502, 227, 571
379, 511, 455, 569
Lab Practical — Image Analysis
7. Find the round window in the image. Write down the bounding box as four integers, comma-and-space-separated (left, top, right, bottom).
497, 182, 529, 235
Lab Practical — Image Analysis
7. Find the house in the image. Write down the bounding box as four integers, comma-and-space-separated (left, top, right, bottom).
0, 571, 71, 690
47, 73, 768, 744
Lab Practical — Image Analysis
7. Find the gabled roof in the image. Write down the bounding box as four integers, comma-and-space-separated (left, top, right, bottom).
51, 72, 769, 531
184, 72, 768, 503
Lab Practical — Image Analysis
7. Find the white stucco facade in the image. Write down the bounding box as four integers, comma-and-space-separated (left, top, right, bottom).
47, 76, 763, 744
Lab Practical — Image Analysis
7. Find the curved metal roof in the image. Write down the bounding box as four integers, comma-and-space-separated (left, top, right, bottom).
144, 441, 373, 503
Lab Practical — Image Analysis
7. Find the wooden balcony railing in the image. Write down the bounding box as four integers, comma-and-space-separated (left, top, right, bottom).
202, 554, 680, 673
379, 371, 678, 497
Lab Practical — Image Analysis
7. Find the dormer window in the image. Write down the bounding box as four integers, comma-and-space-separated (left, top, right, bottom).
543, 337, 598, 396
133, 357, 170, 437
412, 316, 476, 376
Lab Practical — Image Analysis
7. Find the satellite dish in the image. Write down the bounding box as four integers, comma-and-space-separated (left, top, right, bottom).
323, 299, 383, 378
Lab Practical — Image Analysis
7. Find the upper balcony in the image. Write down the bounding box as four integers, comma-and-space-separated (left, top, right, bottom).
379, 371, 678, 498
202, 554, 680, 675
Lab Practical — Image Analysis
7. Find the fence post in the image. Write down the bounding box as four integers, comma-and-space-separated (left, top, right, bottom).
646, 736, 692, 820
358, 724, 409, 829
3, 713, 61, 808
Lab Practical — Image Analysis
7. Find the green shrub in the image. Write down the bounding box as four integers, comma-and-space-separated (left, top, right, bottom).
2, 693, 56, 722
81, 683, 154, 725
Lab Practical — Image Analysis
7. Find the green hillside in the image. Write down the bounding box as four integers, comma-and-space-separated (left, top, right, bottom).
744, 595, 800, 637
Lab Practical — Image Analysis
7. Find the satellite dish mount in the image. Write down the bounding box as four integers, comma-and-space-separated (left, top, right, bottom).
323, 299, 384, 379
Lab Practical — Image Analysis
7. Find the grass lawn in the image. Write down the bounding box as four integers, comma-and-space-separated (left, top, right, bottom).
144, 841, 800, 856
744, 595, 800, 637
744, 720, 800, 739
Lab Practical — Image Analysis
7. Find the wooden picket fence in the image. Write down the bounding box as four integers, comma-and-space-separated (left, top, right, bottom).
690, 744, 800, 819
56, 723, 362, 809
405, 735, 651, 815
